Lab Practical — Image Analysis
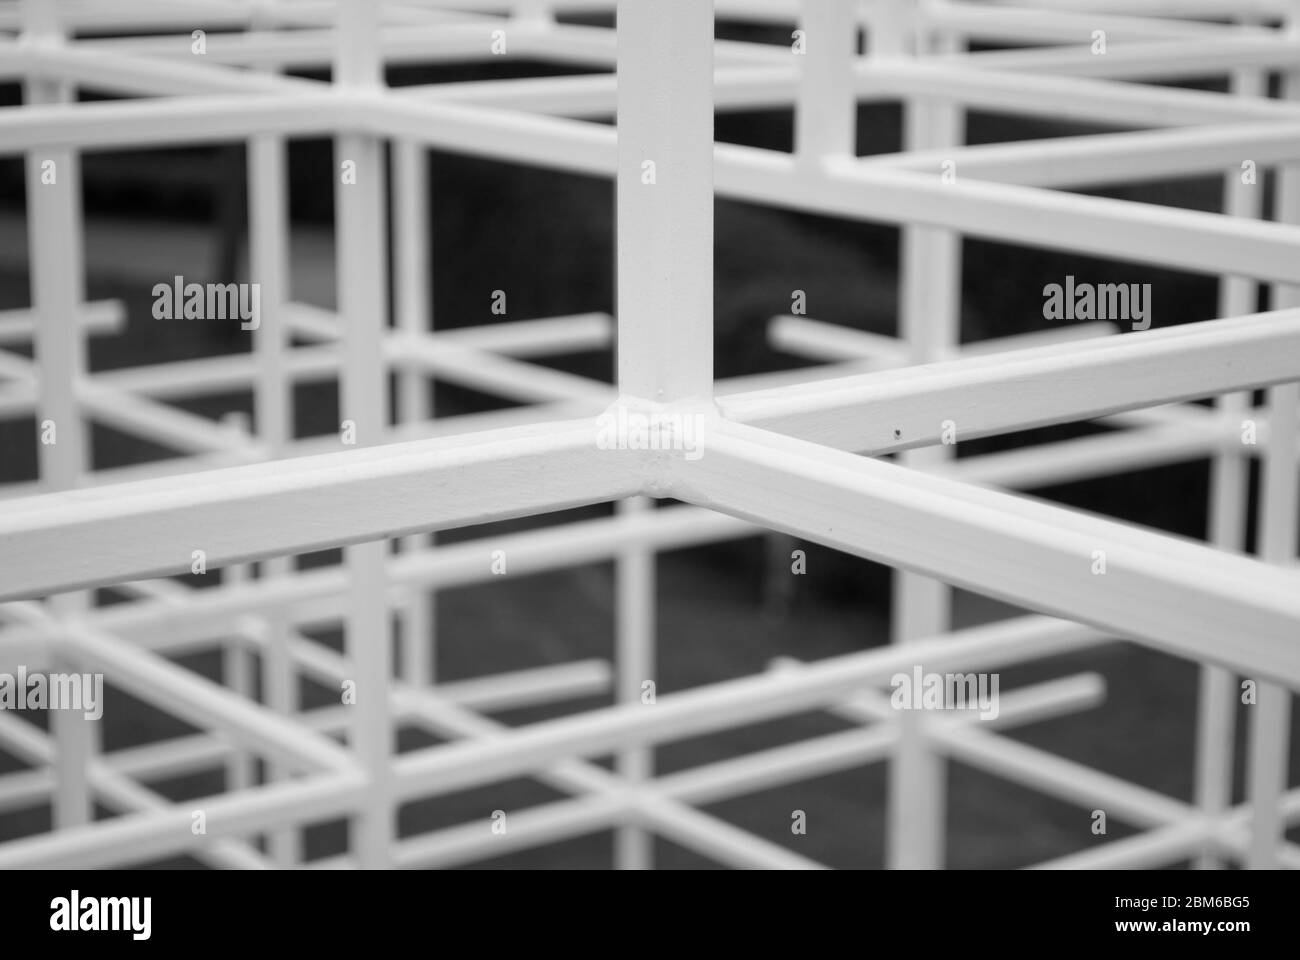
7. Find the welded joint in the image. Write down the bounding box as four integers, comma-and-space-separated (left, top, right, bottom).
329, 89, 380, 133
595, 396, 723, 499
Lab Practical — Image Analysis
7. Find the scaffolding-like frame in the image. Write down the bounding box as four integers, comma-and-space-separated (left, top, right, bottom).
0, 0, 1298, 870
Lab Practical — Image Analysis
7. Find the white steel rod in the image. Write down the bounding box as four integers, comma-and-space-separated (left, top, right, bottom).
771, 313, 1190, 370
0, 660, 613, 803
16, 39, 323, 97
400, 64, 802, 118
0, 714, 273, 869
11, 559, 1108, 712
335, 0, 393, 869
861, 121, 1300, 190
397, 663, 827, 871
299, 306, 613, 353
76, 382, 260, 457
0, 300, 123, 344
726, 151, 1300, 285
0, 415, 1271, 660
220, 563, 257, 809
0, 506, 751, 654
393, 138, 436, 688
960, 34, 1300, 80
2, 380, 1253, 502
678, 420, 1300, 686
0, 404, 591, 487
1246, 27, 1300, 861
249, 43, 299, 864
1034, 823, 1220, 870
397, 35, 1300, 113
721, 308, 1300, 454
360, 94, 1300, 284
614, 0, 715, 404
52, 331, 607, 420
636, 794, 825, 870
8, 91, 1300, 287
0, 0, 445, 32
0, 92, 340, 152
0, 772, 367, 870
393, 617, 1104, 801
386, 335, 612, 404
2, 314, 610, 414
1035, 787, 1300, 869
922, 1, 1268, 43
607, 0, 715, 866
614, 495, 653, 869
794, 0, 856, 162
26, 615, 357, 775
973, 0, 1286, 18
21, 0, 94, 833
1244, 374, 1297, 867
0, 419, 642, 601
1194, 51, 1268, 869
888, 16, 964, 870
852, 58, 1300, 125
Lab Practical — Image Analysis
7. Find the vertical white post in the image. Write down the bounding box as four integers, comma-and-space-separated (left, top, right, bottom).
794, 0, 857, 163
22, 0, 94, 831
394, 139, 436, 688
615, 495, 654, 869
335, 0, 393, 868
1245, 9, 1300, 866
249, 34, 298, 861
867, 0, 913, 58
514, 0, 553, 23
1245, 382, 1298, 868
221, 562, 256, 813
615, 0, 714, 405
1195, 51, 1266, 870
888, 0, 961, 871
613, 0, 714, 866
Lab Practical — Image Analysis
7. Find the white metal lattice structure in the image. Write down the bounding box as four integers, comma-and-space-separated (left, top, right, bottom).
0, 0, 1298, 870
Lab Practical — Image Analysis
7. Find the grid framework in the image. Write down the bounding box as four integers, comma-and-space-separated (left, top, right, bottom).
0, 0, 1297, 870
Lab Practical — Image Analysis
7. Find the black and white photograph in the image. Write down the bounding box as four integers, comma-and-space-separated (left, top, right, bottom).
0, 0, 1295, 939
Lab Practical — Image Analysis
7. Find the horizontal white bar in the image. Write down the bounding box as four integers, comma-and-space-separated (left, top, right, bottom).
720, 150, 1300, 284
722, 308, 1300, 453
862, 121, 1300, 189
393, 616, 1103, 800
677, 420, 1300, 685
286, 302, 613, 356
924, 1, 1270, 43
0, 771, 366, 870
0, 713, 272, 869
0, 661, 610, 798
3, 87, 1297, 286
0, 417, 640, 600
9, 608, 357, 775
854, 58, 1300, 126
961, 35, 1300, 81
0, 300, 124, 345
770, 314, 1121, 364
0, 93, 339, 153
